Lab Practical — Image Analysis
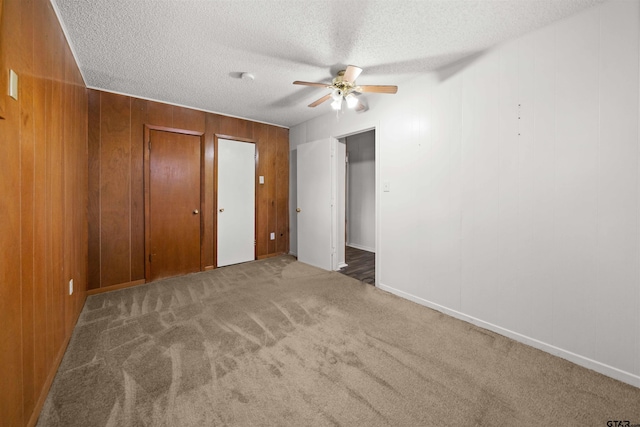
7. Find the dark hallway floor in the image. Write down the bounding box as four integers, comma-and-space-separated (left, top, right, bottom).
339, 246, 375, 285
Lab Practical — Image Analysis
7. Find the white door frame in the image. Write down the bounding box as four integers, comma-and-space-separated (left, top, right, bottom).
332, 140, 346, 271
332, 123, 379, 287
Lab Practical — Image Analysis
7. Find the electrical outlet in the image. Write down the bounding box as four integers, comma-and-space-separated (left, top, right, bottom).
69, 279, 73, 295
270, 232, 275, 240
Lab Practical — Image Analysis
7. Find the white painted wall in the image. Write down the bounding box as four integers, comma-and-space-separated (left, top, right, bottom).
289, 0, 640, 387
346, 131, 376, 252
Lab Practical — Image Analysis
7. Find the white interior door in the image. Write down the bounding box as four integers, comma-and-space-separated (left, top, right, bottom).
217, 139, 255, 267
297, 138, 345, 270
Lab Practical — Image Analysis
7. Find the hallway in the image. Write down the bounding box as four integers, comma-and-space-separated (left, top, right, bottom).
339, 246, 375, 285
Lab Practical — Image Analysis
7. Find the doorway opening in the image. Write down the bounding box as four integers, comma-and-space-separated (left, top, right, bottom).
339, 129, 375, 285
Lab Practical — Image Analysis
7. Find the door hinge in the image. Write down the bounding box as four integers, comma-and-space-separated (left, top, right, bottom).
254, 240, 257, 246
148, 254, 152, 263
148, 141, 151, 150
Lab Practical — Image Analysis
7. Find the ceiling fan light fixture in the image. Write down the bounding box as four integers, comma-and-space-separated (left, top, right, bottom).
345, 93, 358, 109
293, 65, 398, 111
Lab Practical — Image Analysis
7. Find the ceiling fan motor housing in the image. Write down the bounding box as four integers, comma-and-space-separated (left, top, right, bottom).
333, 70, 355, 94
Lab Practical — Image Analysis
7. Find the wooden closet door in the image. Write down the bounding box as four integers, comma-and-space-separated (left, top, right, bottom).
148, 130, 202, 281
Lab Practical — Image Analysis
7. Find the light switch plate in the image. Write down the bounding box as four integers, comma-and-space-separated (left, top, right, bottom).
69, 279, 74, 295
270, 232, 275, 240
9, 70, 18, 100
259, 176, 265, 184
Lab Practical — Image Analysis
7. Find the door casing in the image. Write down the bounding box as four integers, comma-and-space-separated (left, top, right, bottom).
333, 125, 379, 286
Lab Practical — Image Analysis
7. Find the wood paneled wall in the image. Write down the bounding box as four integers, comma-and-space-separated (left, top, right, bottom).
88, 90, 289, 291
0, 0, 89, 425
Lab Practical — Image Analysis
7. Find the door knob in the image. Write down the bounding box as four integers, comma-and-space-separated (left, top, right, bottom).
219, 208, 224, 212
193, 209, 199, 215
296, 208, 301, 213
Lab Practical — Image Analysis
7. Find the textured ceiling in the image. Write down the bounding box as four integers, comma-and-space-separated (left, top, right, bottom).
52, 0, 606, 128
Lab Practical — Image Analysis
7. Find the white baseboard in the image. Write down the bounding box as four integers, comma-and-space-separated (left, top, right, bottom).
377, 282, 640, 389
337, 262, 348, 270
346, 243, 375, 253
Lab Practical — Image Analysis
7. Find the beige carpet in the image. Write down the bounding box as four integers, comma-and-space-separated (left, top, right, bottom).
37, 256, 639, 426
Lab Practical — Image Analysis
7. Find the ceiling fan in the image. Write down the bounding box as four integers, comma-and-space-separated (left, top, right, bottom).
293, 65, 398, 112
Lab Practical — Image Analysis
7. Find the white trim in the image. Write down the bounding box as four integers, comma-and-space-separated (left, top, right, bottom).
332, 121, 380, 287
636, 0, 640, 383
84, 86, 289, 130
49, 0, 88, 85
337, 262, 348, 270
374, 124, 380, 289
378, 282, 640, 389
346, 243, 375, 253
